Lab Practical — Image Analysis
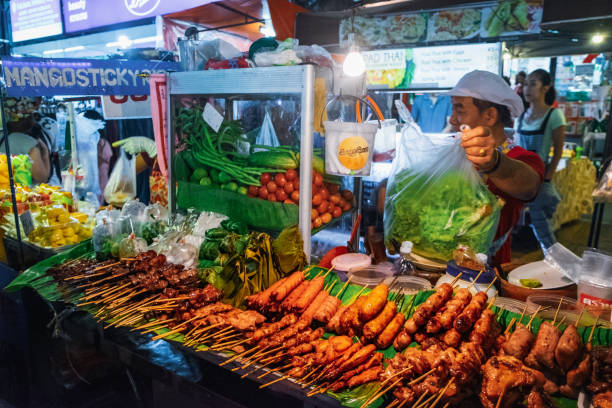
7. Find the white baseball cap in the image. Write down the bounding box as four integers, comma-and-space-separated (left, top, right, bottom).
449, 70, 525, 118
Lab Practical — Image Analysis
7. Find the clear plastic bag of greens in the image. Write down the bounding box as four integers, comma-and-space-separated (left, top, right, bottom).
103, 148, 136, 207
383, 121, 502, 262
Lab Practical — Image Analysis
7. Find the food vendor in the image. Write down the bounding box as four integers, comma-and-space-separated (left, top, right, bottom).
448, 70, 545, 264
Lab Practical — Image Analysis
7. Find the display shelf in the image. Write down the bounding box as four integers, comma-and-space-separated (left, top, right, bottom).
167, 65, 317, 259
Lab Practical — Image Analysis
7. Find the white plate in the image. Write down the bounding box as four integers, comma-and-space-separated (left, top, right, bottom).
508, 260, 573, 289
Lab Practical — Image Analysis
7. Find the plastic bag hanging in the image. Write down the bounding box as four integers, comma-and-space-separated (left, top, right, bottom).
104, 148, 137, 207
383, 122, 503, 261
322, 95, 381, 176
254, 109, 280, 152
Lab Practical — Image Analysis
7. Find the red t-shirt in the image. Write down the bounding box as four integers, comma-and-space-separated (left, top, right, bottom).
486, 144, 545, 265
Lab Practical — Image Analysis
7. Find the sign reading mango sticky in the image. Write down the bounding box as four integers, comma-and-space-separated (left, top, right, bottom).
202, 103, 224, 133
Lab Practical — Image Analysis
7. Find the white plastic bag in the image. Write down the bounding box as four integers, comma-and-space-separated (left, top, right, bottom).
383, 121, 502, 261
104, 148, 136, 207
254, 111, 280, 152
593, 161, 612, 203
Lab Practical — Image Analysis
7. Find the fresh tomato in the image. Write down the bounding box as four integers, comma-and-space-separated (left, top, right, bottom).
321, 212, 332, 223
332, 206, 342, 218
276, 189, 288, 201
329, 183, 340, 194
342, 190, 354, 201
342, 202, 351, 211
284, 199, 295, 205
338, 198, 347, 208
274, 173, 287, 187
285, 168, 297, 181
317, 200, 329, 214
329, 194, 341, 204
260, 172, 271, 185
294, 178, 300, 189
313, 173, 323, 186
266, 181, 278, 193
284, 182, 295, 194
258, 186, 269, 199
311, 208, 319, 220
312, 193, 322, 206
313, 217, 323, 228
319, 187, 329, 200
267, 194, 277, 202
247, 185, 259, 196
291, 190, 299, 202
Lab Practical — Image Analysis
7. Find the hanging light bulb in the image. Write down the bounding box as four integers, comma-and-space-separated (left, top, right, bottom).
343, 45, 365, 77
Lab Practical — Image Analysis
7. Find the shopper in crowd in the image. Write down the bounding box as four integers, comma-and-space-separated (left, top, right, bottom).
448, 70, 544, 265
515, 69, 566, 250
5, 121, 51, 184
514, 71, 529, 110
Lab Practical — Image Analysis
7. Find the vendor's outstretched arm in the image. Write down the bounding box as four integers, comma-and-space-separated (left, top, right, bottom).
486, 153, 541, 201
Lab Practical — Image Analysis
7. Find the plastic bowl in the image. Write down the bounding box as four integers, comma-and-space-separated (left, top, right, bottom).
385, 275, 432, 295
494, 297, 527, 314
348, 265, 392, 288
526, 295, 581, 325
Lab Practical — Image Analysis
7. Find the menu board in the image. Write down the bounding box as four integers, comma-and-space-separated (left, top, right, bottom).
10, 0, 63, 42
364, 43, 501, 90
340, 0, 543, 48
63, 0, 213, 33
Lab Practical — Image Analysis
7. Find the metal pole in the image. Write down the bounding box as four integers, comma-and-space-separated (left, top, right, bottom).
0, 84, 25, 269
167, 74, 175, 214
299, 65, 315, 261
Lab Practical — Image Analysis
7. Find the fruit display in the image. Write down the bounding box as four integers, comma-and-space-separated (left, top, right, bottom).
27, 205, 92, 248
245, 169, 354, 229
0, 154, 32, 189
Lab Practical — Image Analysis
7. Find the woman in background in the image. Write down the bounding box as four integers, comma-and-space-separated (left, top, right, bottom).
515, 69, 566, 250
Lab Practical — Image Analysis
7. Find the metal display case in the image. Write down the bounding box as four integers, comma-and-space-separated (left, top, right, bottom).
166, 65, 318, 259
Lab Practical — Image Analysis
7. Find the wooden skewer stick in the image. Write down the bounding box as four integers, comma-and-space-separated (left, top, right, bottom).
348, 285, 368, 304
413, 392, 437, 408
234, 345, 285, 371
495, 388, 505, 408
409, 390, 429, 408
335, 277, 352, 299
441, 403, 450, 408
325, 280, 338, 293
313, 268, 326, 278
575, 307, 585, 328
297, 366, 322, 386
212, 337, 250, 351
259, 374, 289, 389
64, 270, 110, 281
386, 399, 401, 408
257, 362, 294, 380
518, 303, 528, 324
363, 377, 405, 408
211, 332, 243, 346
487, 296, 497, 310
484, 276, 498, 294
504, 318, 517, 336
301, 367, 328, 389
407, 368, 436, 386
211, 326, 235, 339
151, 315, 201, 341
241, 357, 278, 379
556, 315, 567, 328
588, 314, 600, 345
526, 306, 542, 330
322, 268, 332, 279
469, 269, 485, 288
132, 318, 175, 331
429, 377, 454, 408
552, 298, 564, 324
450, 272, 464, 287
93, 261, 121, 271
219, 346, 263, 367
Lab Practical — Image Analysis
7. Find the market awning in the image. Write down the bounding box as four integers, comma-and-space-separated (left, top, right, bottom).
163, 0, 265, 42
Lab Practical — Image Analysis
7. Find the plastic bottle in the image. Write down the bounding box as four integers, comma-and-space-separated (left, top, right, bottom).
397, 241, 416, 275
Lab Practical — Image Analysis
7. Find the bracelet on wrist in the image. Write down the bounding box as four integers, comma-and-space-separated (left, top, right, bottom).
481, 150, 501, 174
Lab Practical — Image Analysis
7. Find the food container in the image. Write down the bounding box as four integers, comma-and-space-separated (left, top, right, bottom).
332, 253, 371, 272
578, 276, 612, 322
494, 297, 527, 314
384, 275, 432, 295
348, 263, 394, 288
524, 294, 607, 327
435, 260, 497, 298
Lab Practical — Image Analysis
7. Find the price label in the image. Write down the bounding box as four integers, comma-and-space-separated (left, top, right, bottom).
202, 103, 224, 133
20, 210, 34, 236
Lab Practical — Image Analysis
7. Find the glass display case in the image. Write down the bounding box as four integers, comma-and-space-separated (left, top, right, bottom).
167, 65, 358, 260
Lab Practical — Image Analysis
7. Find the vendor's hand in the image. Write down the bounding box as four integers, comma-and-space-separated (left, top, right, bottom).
460, 126, 497, 172
113, 137, 157, 158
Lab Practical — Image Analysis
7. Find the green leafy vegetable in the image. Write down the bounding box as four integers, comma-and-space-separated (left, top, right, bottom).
272, 225, 307, 275
384, 170, 502, 261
